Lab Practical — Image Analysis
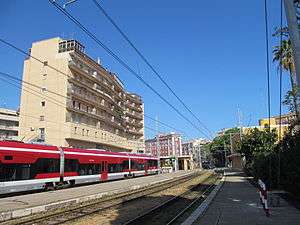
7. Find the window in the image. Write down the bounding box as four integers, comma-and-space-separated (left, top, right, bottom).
39, 128, 45, 141
0, 164, 31, 181
78, 164, 101, 175
41, 87, 47, 93
108, 163, 123, 173
74, 127, 77, 134
36, 158, 60, 173
4, 155, 13, 160
41, 101, 45, 107
86, 130, 89, 136
40, 116, 45, 121
82, 129, 85, 136
64, 159, 79, 172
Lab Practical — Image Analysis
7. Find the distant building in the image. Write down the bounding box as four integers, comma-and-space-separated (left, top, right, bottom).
145, 132, 187, 171
182, 138, 211, 169
0, 108, 19, 140
19, 37, 144, 152
145, 132, 182, 157
223, 113, 296, 169
243, 113, 296, 140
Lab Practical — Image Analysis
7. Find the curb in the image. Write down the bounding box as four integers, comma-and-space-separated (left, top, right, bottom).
181, 175, 225, 225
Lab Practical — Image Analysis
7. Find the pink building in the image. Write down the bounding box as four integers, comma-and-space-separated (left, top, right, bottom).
145, 132, 182, 157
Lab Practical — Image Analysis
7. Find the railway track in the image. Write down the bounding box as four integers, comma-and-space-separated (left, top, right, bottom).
65, 171, 219, 225
2, 171, 209, 225
124, 174, 219, 225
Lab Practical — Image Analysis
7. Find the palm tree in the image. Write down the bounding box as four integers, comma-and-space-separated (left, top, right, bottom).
273, 39, 299, 117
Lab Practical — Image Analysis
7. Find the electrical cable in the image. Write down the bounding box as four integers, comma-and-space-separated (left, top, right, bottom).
91, 0, 213, 138
48, 0, 211, 140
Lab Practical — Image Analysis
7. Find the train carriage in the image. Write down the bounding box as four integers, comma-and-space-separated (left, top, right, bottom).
0, 141, 158, 195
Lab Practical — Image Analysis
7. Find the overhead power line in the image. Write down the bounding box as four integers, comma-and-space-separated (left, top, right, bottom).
0, 73, 185, 144
91, 0, 213, 138
0, 70, 190, 139
48, 0, 211, 140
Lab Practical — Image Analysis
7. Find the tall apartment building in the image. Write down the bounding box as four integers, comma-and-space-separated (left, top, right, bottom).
0, 108, 19, 140
145, 132, 182, 157
19, 37, 145, 152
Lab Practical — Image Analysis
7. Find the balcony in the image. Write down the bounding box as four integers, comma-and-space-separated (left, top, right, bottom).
0, 125, 18, 131
127, 128, 143, 136
125, 101, 143, 112
68, 77, 124, 112
69, 58, 125, 101
126, 93, 142, 104
125, 111, 143, 120
65, 123, 144, 151
67, 102, 124, 130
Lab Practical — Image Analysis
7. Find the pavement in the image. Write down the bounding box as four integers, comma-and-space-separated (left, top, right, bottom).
0, 170, 196, 222
191, 170, 300, 225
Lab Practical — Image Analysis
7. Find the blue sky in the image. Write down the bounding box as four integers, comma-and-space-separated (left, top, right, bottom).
0, 0, 290, 140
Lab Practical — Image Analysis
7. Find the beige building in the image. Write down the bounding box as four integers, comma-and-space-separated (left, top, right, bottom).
0, 108, 19, 140
19, 37, 145, 152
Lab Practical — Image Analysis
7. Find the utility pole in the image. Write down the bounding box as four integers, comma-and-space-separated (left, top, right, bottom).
229, 133, 233, 154
223, 140, 227, 167
237, 107, 243, 140
284, 0, 300, 90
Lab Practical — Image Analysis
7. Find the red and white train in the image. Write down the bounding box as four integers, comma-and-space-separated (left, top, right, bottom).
0, 141, 159, 195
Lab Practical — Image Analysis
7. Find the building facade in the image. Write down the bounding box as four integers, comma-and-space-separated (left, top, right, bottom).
182, 138, 211, 169
243, 113, 296, 140
19, 38, 144, 152
145, 132, 186, 171
145, 132, 182, 157
0, 108, 19, 140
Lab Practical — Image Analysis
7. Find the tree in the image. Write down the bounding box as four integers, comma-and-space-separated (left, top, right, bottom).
238, 128, 277, 177
273, 32, 299, 118
283, 88, 300, 113
208, 127, 240, 167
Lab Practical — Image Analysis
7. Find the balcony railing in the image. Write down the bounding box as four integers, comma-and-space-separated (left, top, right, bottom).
125, 111, 143, 120
69, 58, 125, 101
67, 103, 123, 130
0, 125, 18, 131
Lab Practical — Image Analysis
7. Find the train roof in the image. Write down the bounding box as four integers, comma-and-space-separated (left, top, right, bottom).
0, 141, 157, 160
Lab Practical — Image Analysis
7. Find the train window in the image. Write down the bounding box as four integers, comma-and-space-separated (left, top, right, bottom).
108, 163, 123, 173
148, 160, 158, 167
0, 164, 31, 181
136, 163, 145, 171
101, 162, 105, 172
4, 155, 13, 160
78, 164, 100, 175
36, 158, 60, 173
122, 160, 129, 170
131, 160, 144, 170
64, 159, 79, 172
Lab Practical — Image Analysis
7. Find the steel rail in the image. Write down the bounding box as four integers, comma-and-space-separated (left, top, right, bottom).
123, 174, 219, 225
6, 172, 204, 225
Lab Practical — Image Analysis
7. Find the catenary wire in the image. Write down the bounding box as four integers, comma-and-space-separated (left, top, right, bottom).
48, 0, 211, 140
91, 0, 213, 138
0, 70, 188, 138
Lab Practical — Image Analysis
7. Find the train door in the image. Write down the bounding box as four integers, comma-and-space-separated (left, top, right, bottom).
101, 161, 108, 181
144, 160, 148, 176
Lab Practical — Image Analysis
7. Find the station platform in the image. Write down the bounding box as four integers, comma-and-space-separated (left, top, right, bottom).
0, 170, 196, 222
188, 170, 300, 225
